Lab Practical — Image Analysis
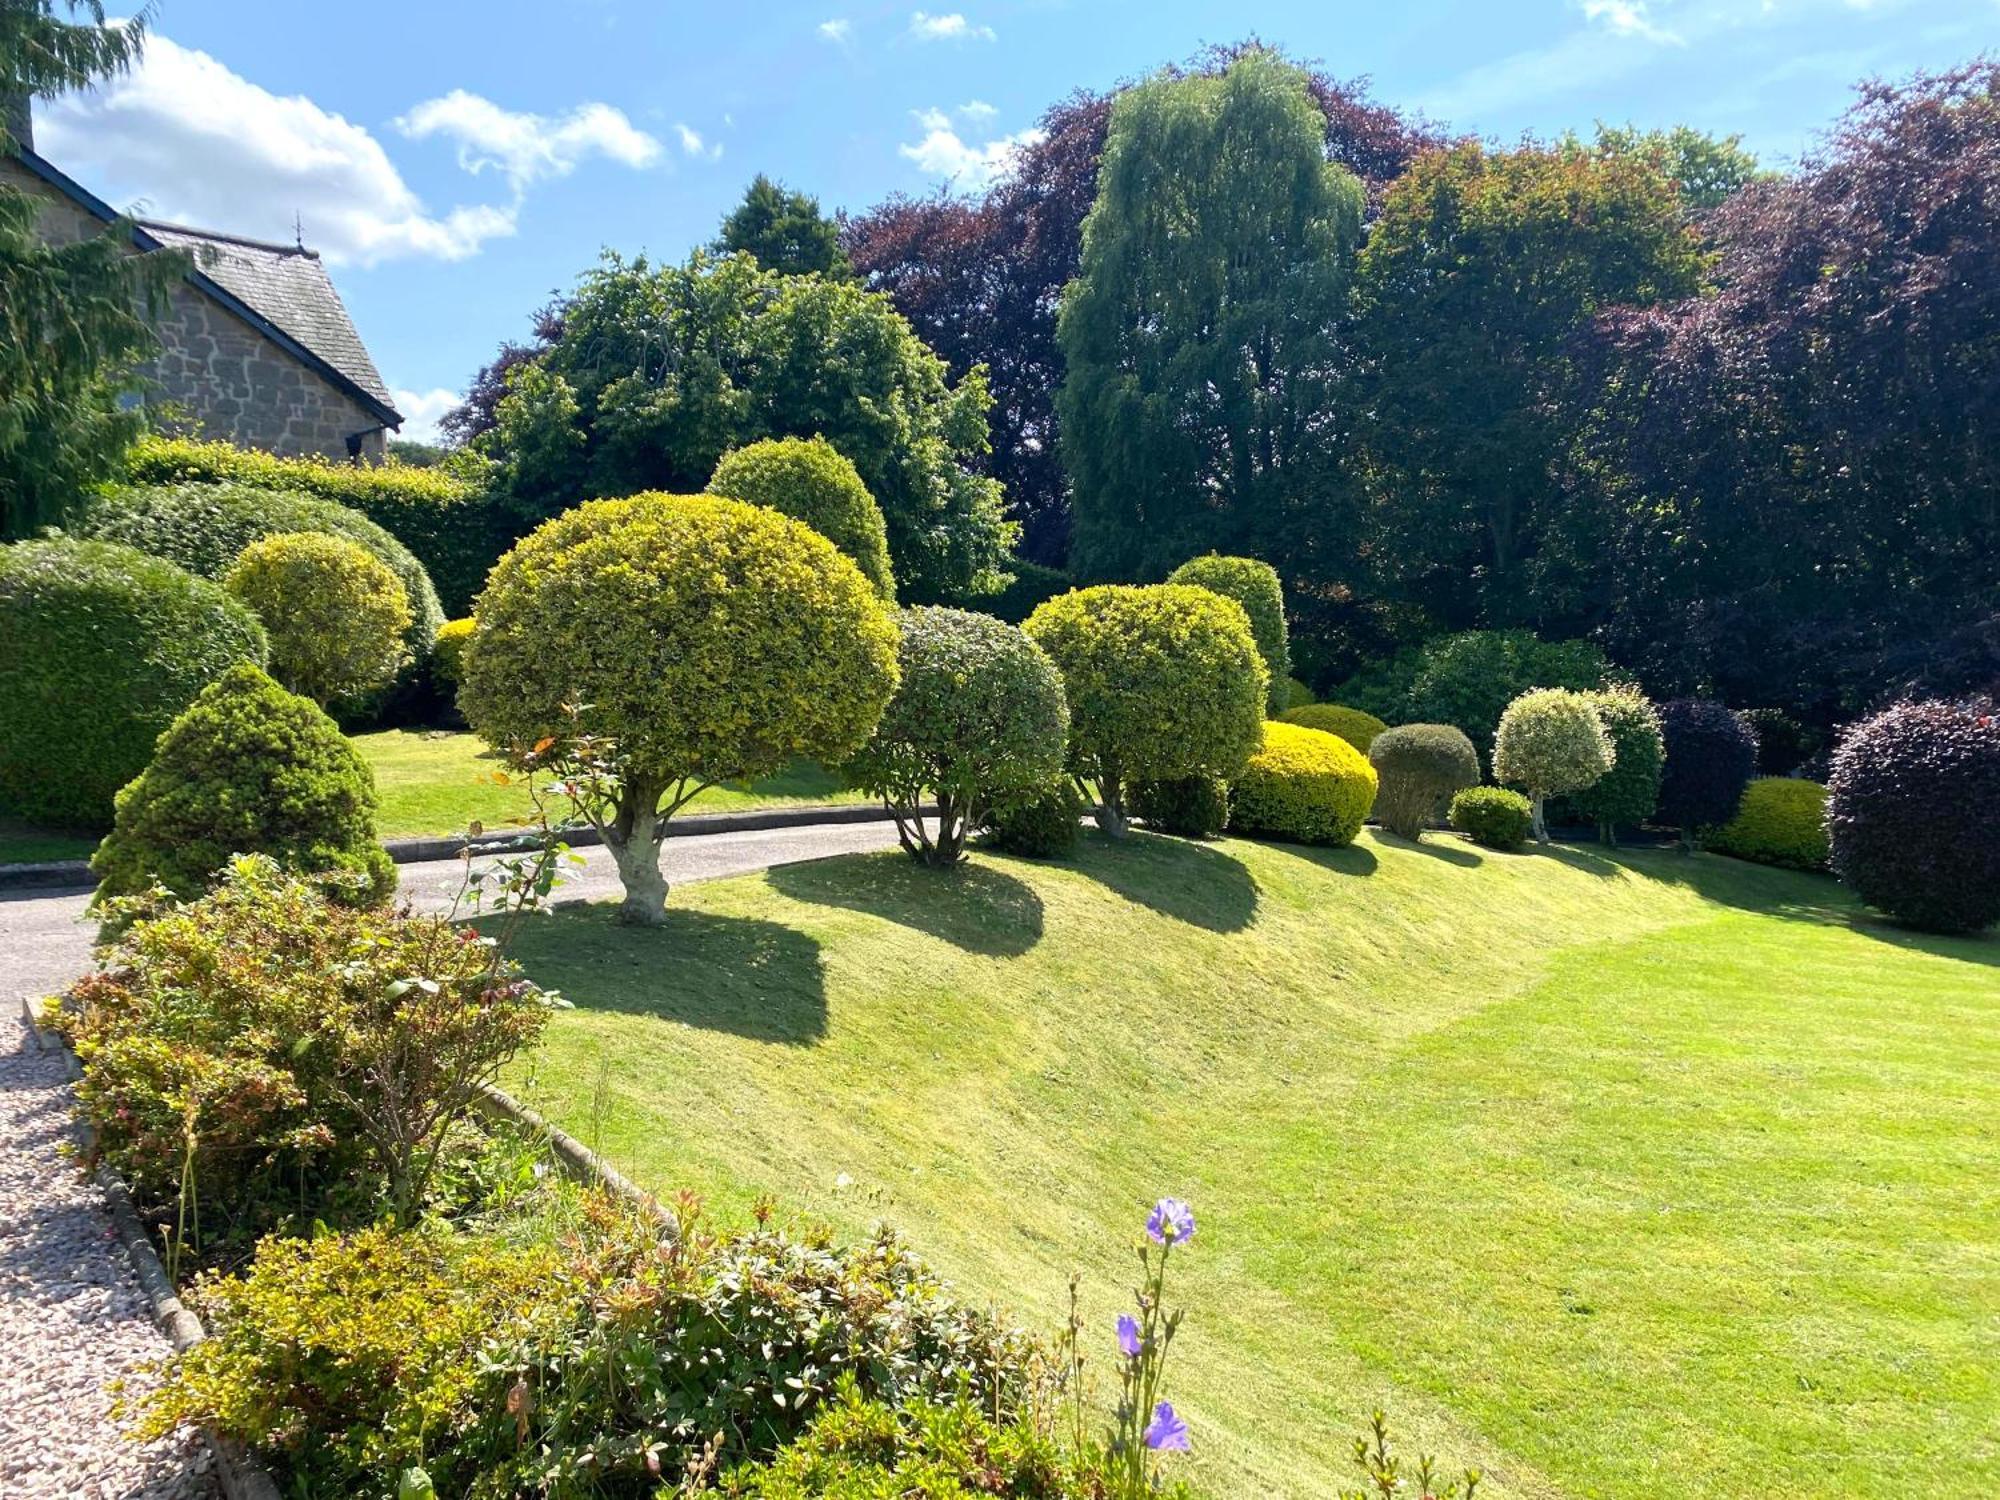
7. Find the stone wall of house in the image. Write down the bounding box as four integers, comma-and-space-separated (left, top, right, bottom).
1, 154, 388, 463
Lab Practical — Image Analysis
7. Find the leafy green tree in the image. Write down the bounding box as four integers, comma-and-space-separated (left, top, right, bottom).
714, 173, 852, 279
1591, 123, 1766, 212
1058, 50, 1363, 581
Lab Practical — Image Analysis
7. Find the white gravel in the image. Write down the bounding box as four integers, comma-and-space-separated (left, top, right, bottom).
0, 1014, 215, 1500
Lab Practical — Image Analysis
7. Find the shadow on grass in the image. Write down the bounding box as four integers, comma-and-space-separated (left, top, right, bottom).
1071, 829, 1259, 933
766, 853, 1043, 957
505, 904, 828, 1044
1376, 831, 1482, 868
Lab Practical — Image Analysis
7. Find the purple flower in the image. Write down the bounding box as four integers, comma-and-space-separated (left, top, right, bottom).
1116, 1313, 1142, 1358
1146, 1197, 1195, 1245
1143, 1401, 1190, 1452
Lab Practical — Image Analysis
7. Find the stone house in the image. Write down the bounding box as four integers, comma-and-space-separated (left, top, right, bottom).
2, 101, 402, 461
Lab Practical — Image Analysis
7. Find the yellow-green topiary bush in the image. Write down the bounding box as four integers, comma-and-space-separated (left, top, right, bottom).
430, 617, 476, 691
1229, 720, 1377, 847
224, 532, 412, 706
1708, 777, 1830, 871
708, 436, 897, 601
1166, 554, 1290, 714
1278, 702, 1388, 752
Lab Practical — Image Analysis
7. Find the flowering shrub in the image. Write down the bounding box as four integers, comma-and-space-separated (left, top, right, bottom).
1709, 777, 1830, 871
1827, 699, 2000, 933
1280, 702, 1389, 752
844, 607, 1069, 865
224, 531, 413, 706
1448, 786, 1532, 851
1570, 686, 1665, 844
1368, 723, 1480, 840
981, 780, 1085, 859
1657, 698, 1758, 850
1166, 554, 1291, 713
90, 665, 395, 906
709, 436, 897, 601
1230, 721, 1378, 847
1129, 775, 1231, 838
1492, 688, 1615, 843
1024, 584, 1266, 837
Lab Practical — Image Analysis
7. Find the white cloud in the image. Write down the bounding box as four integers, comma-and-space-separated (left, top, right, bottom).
674, 122, 723, 161
817, 17, 853, 42
394, 91, 663, 193
389, 386, 462, 445
1579, 0, 1683, 43
899, 107, 1044, 190
957, 99, 998, 122
36, 35, 516, 265
909, 11, 995, 42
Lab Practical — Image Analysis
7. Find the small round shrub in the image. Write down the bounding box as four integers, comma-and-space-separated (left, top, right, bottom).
1449, 786, 1533, 851
1493, 688, 1616, 842
708, 436, 896, 601
1283, 675, 1317, 711
1279, 702, 1388, 753
1827, 700, 2000, 933
1369, 723, 1481, 840
843, 607, 1068, 864
0, 538, 268, 828
1740, 707, 1821, 778
91, 664, 396, 905
1229, 721, 1378, 847
1571, 686, 1665, 844
1708, 777, 1830, 872
1337, 629, 1608, 761
1023, 584, 1266, 837
430, 616, 476, 691
76, 480, 444, 655
1129, 774, 1230, 838
1657, 698, 1758, 848
980, 780, 1084, 859
1166, 554, 1289, 714
225, 532, 412, 706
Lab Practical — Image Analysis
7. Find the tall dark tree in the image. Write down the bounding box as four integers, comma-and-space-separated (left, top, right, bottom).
713, 173, 851, 280
438, 299, 564, 448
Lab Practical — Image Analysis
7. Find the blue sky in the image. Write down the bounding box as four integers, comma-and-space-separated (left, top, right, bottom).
31, 0, 1994, 440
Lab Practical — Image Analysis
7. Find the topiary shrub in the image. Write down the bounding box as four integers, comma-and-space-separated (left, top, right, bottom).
90, 664, 396, 906
1657, 698, 1758, 851
1826, 699, 2000, 933
1739, 707, 1821, 778
1449, 785, 1532, 851
1281, 675, 1317, 711
1368, 723, 1481, 840
1166, 554, 1290, 714
1229, 721, 1377, 847
0, 538, 268, 828
461, 494, 900, 923
1129, 774, 1230, 839
983, 557, 1073, 625
76, 479, 444, 656
224, 532, 412, 706
1571, 686, 1665, 845
1492, 688, 1615, 844
1023, 584, 1266, 838
709, 436, 897, 601
979, 780, 1083, 859
843, 607, 1068, 865
430, 617, 476, 691
1279, 702, 1389, 753
1709, 777, 1830, 872
1337, 629, 1608, 761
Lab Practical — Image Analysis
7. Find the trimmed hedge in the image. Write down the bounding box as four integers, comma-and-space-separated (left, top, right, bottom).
1129, 774, 1230, 839
1282, 675, 1317, 711
1166, 555, 1290, 714
1449, 786, 1532, 851
1369, 723, 1480, 840
1277, 703, 1388, 752
1658, 698, 1757, 846
91, 664, 396, 905
979, 780, 1083, 858
0, 538, 268, 828
1827, 700, 2000, 933
1229, 721, 1377, 847
1571, 686, 1665, 843
224, 533, 412, 706
123, 435, 514, 617
1708, 777, 1830, 872
709, 437, 897, 602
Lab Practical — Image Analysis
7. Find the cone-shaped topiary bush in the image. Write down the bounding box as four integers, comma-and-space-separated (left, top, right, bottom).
1368, 723, 1481, 840
91, 664, 395, 905
1166, 555, 1290, 714
1449, 786, 1532, 851
1129, 774, 1231, 838
0, 538, 268, 828
1230, 721, 1377, 847
1826, 700, 2000, 933
1279, 702, 1388, 753
1571, 686, 1665, 845
709, 437, 896, 601
225, 532, 412, 707
1493, 688, 1615, 844
1657, 698, 1757, 850
1709, 777, 1830, 872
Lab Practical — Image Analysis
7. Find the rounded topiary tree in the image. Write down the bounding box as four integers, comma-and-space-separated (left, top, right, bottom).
91, 663, 396, 906
76, 480, 444, 656
1492, 688, 1615, 844
1709, 777, 1830, 872
1128, 774, 1231, 839
1826, 700, 2000, 933
708, 437, 896, 601
844, 607, 1068, 866
1571, 686, 1665, 846
1368, 723, 1481, 841
1023, 584, 1265, 838
1449, 786, 1533, 851
1230, 721, 1378, 847
1166, 554, 1289, 714
1657, 698, 1757, 851
224, 532, 412, 706
1279, 702, 1388, 753
0, 538, 268, 828
460, 494, 900, 923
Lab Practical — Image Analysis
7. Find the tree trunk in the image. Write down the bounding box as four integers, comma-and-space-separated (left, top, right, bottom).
604, 782, 670, 925
1531, 792, 1549, 845
1094, 776, 1129, 839
1599, 818, 1618, 847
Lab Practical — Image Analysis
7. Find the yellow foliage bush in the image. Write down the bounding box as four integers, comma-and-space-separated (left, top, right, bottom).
1229, 720, 1378, 847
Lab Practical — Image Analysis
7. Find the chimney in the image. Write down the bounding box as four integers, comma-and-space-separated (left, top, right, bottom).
1, 91, 30, 156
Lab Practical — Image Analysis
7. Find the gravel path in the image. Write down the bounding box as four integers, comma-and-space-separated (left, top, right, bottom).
0, 818, 900, 1495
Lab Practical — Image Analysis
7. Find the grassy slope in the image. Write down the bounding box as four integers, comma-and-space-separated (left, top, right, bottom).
502, 831, 1998, 1500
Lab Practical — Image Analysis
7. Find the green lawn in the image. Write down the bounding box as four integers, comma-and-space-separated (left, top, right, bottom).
499, 830, 1999, 1499
0, 818, 98, 865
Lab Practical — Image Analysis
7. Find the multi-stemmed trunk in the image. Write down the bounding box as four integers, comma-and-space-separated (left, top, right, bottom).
890, 789, 969, 866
